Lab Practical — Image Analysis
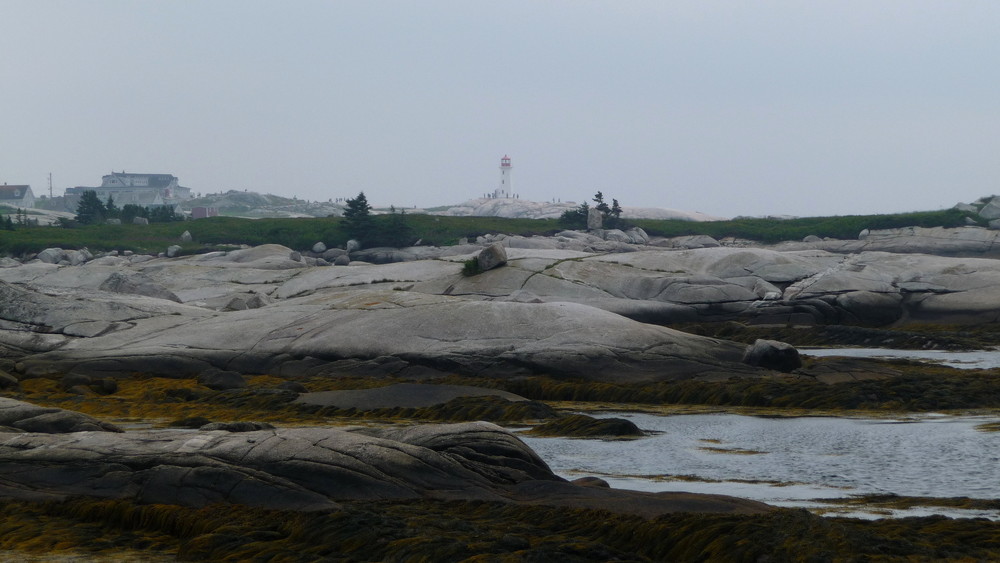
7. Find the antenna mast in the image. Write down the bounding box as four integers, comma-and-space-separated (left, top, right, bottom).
48, 173, 53, 198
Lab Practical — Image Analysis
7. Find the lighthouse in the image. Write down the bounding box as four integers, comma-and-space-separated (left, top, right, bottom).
493, 155, 513, 199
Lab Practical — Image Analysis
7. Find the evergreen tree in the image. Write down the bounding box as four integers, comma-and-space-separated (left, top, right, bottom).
610, 198, 622, 219
105, 195, 120, 219
75, 190, 106, 225
3, 215, 13, 231
341, 191, 375, 244
379, 206, 415, 248
149, 205, 182, 222
558, 201, 590, 229
121, 204, 148, 224
592, 191, 611, 215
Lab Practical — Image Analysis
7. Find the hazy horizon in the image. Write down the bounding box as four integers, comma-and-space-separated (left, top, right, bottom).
4, 1, 999, 218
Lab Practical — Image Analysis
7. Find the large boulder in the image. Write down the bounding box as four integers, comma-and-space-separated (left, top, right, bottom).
477, 242, 508, 272
197, 368, 247, 390
742, 339, 802, 372
979, 197, 1000, 220
587, 207, 603, 230
36, 248, 65, 264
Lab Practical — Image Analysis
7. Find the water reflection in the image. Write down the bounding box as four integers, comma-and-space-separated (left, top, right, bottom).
520, 412, 1000, 518
800, 347, 1000, 369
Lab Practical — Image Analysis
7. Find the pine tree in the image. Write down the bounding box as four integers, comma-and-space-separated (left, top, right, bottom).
341, 191, 375, 244
75, 190, 106, 225
381, 206, 415, 248
592, 191, 611, 215
559, 201, 590, 229
105, 195, 120, 219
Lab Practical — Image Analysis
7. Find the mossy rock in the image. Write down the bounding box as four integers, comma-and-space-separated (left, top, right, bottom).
528, 414, 643, 438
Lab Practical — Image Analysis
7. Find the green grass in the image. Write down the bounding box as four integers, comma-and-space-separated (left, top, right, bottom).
0, 207, 979, 256
633, 208, 975, 244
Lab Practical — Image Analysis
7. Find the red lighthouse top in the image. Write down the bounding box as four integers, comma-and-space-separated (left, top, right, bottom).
500, 155, 511, 167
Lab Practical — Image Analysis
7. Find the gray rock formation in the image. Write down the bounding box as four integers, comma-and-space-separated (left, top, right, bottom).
180, 230, 193, 243
197, 368, 247, 390
776, 226, 1000, 256
99, 271, 182, 302
10, 286, 753, 381
0, 420, 554, 509
0, 417, 768, 514
587, 207, 603, 230
477, 242, 508, 272
742, 339, 802, 372
979, 197, 1000, 220
0, 397, 122, 433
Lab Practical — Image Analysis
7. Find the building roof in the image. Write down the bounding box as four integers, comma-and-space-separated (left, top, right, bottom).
0, 185, 32, 200
104, 172, 178, 188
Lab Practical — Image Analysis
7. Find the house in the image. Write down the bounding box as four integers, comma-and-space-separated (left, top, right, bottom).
0, 184, 35, 209
64, 171, 191, 211
100, 172, 192, 200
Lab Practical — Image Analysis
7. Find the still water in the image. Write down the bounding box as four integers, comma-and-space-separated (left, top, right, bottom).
799, 347, 1000, 369
521, 412, 1000, 518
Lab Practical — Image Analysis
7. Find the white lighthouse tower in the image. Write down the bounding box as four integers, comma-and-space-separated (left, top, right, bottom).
493, 155, 513, 199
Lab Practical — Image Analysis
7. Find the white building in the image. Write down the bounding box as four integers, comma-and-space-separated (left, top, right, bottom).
65, 171, 190, 211
0, 184, 35, 208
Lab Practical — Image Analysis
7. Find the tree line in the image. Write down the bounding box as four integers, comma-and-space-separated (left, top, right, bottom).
339, 191, 415, 248
2, 208, 38, 230
72, 190, 182, 226
559, 191, 626, 230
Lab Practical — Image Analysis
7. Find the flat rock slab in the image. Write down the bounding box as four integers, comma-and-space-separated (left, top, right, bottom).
295, 383, 529, 410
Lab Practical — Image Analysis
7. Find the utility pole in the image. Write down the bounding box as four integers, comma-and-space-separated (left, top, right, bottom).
48, 173, 53, 198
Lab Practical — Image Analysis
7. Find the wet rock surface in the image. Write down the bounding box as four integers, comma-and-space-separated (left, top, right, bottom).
0, 416, 767, 515
0, 397, 122, 433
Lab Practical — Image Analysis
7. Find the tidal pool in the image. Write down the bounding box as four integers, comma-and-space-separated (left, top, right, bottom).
521, 412, 1000, 519
800, 347, 1000, 369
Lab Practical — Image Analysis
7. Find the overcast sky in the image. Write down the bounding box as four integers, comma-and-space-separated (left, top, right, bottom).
3, 1, 999, 218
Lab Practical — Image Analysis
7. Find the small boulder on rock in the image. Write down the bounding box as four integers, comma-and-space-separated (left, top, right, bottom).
180, 231, 193, 243
477, 242, 508, 272
742, 339, 802, 372
197, 368, 247, 391
312, 242, 327, 253
0, 371, 19, 390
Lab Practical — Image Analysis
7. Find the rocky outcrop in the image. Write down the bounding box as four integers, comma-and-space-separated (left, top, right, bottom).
0, 417, 768, 515
10, 286, 753, 381
0, 421, 554, 509
435, 198, 725, 221
0, 397, 122, 433
774, 226, 1000, 256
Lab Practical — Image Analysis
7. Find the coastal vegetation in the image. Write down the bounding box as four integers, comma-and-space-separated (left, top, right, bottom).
0, 497, 997, 561
0, 206, 976, 256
